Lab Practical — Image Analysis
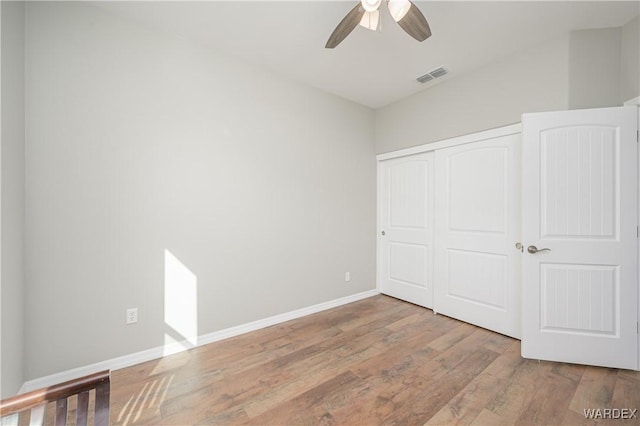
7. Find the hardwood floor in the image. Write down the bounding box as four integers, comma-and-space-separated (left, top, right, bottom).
105, 295, 639, 425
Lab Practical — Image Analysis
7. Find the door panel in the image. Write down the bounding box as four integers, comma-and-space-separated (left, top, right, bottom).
379, 153, 433, 308
522, 106, 638, 370
447, 148, 507, 233
434, 134, 522, 338
447, 249, 507, 309
541, 126, 616, 238
540, 264, 616, 334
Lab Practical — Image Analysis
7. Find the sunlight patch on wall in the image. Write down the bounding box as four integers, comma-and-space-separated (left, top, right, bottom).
164, 249, 198, 355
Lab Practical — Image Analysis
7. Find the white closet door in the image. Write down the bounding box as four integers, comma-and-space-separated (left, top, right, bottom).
521, 106, 638, 369
433, 134, 522, 338
378, 152, 434, 308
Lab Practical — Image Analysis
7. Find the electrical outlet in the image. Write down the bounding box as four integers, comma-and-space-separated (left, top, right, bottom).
126, 308, 138, 325
345, 272, 351, 282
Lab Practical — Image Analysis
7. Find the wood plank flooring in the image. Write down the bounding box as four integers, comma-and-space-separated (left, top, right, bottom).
105, 295, 639, 425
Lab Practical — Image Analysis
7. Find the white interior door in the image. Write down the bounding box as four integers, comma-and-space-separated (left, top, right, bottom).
378, 152, 434, 308
434, 134, 522, 338
522, 106, 638, 370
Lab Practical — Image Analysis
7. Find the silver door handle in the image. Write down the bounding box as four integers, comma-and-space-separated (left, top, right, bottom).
381, 230, 385, 236
527, 245, 551, 254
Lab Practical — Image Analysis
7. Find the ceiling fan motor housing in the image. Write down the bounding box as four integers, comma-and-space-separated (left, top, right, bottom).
361, 0, 382, 13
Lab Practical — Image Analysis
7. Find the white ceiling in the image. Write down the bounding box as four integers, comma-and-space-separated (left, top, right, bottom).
95, 1, 639, 108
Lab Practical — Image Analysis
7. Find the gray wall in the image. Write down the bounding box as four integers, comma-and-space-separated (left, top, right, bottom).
24, 2, 376, 379
621, 16, 639, 102
375, 35, 570, 153
13, 1, 640, 385
1, 0, 26, 398
569, 27, 621, 109
375, 17, 640, 154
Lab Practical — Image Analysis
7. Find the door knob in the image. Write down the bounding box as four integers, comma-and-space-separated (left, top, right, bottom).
527, 245, 551, 254
381, 230, 386, 236
515, 242, 523, 252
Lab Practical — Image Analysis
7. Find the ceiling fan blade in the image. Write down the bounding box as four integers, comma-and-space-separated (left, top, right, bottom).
397, 1, 431, 42
325, 3, 366, 49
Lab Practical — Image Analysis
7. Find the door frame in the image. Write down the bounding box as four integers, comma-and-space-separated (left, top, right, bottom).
619, 97, 638, 370
627, 99, 640, 370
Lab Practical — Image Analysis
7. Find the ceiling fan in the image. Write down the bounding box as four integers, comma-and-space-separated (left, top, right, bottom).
325, 0, 431, 48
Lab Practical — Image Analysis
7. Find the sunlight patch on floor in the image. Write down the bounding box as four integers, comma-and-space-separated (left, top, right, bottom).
117, 375, 174, 426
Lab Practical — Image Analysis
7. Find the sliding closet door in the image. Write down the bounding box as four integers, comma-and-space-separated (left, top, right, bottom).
434, 134, 522, 338
378, 152, 434, 308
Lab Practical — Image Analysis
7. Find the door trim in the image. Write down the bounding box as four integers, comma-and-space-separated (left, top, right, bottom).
376, 123, 521, 161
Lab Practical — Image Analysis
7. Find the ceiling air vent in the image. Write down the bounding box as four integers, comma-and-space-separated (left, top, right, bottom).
416, 73, 434, 83
416, 66, 448, 84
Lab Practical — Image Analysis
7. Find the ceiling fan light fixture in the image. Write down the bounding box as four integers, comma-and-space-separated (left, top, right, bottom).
325, 0, 430, 48
359, 10, 380, 31
388, 0, 411, 22
361, 0, 382, 13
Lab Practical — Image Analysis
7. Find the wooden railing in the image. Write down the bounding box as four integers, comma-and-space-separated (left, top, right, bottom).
0, 370, 110, 426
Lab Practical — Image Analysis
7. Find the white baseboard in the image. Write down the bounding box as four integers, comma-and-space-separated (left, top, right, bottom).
18, 289, 379, 394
